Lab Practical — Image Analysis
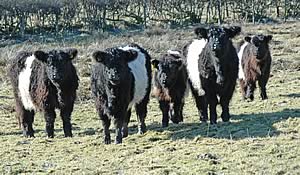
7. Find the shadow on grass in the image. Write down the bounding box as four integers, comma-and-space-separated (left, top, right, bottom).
2, 109, 299, 141
0, 129, 44, 136
0, 126, 84, 137
0, 96, 13, 99
146, 108, 300, 141
279, 93, 300, 98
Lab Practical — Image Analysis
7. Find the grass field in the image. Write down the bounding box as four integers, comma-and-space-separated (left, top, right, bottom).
0, 22, 299, 174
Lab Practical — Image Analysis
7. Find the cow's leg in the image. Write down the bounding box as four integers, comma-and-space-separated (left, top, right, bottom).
122, 109, 131, 138
220, 96, 231, 122
258, 77, 268, 100
178, 99, 184, 122
171, 100, 182, 124
189, 83, 208, 122
239, 79, 247, 100
208, 95, 218, 124
135, 98, 148, 134
196, 96, 208, 123
159, 100, 170, 127
245, 81, 256, 101
60, 105, 74, 137
99, 111, 111, 144
44, 108, 56, 138
175, 97, 185, 123
220, 79, 236, 122
15, 99, 35, 137
114, 115, 123, 144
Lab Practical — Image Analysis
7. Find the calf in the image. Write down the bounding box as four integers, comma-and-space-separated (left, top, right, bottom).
183, 26, 241, 124
151, 50, 188, 127
238, 34, 272, 101
91, 43, 152, 144
8, 49, 79, 138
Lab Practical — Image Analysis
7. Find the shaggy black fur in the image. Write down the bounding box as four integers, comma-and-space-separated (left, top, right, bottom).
239, 34, 272, 101
8, 49, 79, 138
91, 43, 152, 144
151, 50, 188, 127
184, 26, 241, 124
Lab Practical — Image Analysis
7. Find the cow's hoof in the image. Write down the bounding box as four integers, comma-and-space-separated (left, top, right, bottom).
122, 128, 128, 138
221, 113, 230, 122
200, 117, 208, 123
115, 137, 122, 144
138, 129, 146, 135
138, 128, 146, 134
23, 131, 35, 138
170, 117, 179, 124
210, 120, 217, 125
47, 133, 54, 138
104, 136, 111, 144
64, 132, 73, 137
162, 122, 169, 128
245, 94, 254, 101
138, 124, 146, 134
261, 95, 268, 100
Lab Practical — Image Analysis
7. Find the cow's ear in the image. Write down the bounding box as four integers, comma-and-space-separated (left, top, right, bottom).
225, 26, 241, 38
244, 36, 251, 42
174, 59, 183, 68
92, 51, 108, 63
151, 59, 160, 69
265, 35, 273, 43
194, 27, 208, 39
66, 48, 78, 60
34, 50, 48, 62
125, 50, 138, 62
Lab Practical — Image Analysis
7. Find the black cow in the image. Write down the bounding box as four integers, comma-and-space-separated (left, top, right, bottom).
8, 49, 79, 138
91, 43, 152, 144
183, 26, 241, 124
238, 34, 272, 101
151, 50, 188, 127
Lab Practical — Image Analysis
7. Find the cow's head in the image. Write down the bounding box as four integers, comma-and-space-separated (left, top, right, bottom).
244, 34, 272, 60
195, 26, 241, 56
152, 51, 184, 88
92, 48, 137, 115
194, 26, 241, 85
34, 49, 78, 85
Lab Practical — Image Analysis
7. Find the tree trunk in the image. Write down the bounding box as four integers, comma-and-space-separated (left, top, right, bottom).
19, 13, 25, 36
284, 0, 287, 21
252, 0, 255, 24
102, 5, 107, 32
217, 0, 222, 25
55, 13, 59, 33
206, 0, 211, 23
143, 0, 148, 29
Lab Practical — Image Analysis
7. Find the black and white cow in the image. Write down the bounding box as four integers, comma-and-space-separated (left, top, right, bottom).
91, 43, 152, 144
8, 49, 79, 138
183, 26, 241, 124
151, 50, 188, 127
238, 34, 272, 101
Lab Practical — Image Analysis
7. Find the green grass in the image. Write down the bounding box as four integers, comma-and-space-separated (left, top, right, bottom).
0, 22, 299, 174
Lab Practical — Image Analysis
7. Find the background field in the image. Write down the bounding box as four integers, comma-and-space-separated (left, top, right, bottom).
0, 21, 299, 174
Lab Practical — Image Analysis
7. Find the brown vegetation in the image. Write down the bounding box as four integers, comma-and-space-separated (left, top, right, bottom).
0, 0, 299, 37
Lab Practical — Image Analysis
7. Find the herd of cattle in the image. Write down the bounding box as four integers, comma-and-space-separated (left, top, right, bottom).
7, 25, 273, 144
